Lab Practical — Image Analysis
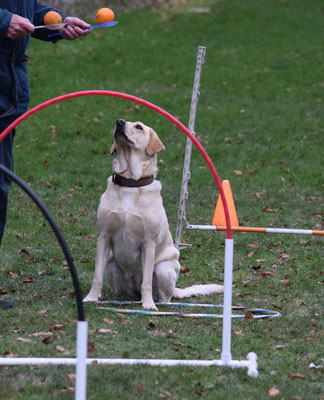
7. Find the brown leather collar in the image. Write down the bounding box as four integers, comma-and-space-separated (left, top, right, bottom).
112, 173, 154, 187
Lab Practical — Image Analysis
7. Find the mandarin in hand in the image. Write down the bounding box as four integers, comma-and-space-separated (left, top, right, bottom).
44, 11, 62, 25
96, 8, 115, 24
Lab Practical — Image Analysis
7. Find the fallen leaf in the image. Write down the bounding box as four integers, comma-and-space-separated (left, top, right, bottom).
261, 271, 275, 279
29, 331, 52, 337
137, 383, 143, 395
247, 251, 255, 258
17, 337, 34, 343
6, 271, 18, 277
280, 279, 291, 286
245, 311, 253, 319
268, 386, 280, 396
98, 328, 112, 333
56, 345, 66, 353
288, 373, 304, 380
234, 170, 243, 175
148, 320, 156, 328
20, 249, 30, 255
234, 331, 246, 337
151, 329, 165, 337
67, 374, 76, 382
279, 252, 290, 259
87, 341, 95, 355
23, 277, 36, 284
273, 344, 286, 350
42, 335, 53, 344
52, 324, 64, 331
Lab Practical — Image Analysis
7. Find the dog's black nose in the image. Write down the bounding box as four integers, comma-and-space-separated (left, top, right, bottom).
116, 119, 126, 126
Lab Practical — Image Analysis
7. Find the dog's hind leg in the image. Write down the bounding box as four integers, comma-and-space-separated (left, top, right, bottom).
83, 233, 111, 302
154, 260, 179, 303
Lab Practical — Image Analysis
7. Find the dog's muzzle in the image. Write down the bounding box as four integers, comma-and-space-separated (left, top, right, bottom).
114, 119, 134, 145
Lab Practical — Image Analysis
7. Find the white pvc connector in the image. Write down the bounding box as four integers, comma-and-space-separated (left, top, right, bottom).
221, 238, 234, 364
247, 352, 258, 378
75, 321, 88, 400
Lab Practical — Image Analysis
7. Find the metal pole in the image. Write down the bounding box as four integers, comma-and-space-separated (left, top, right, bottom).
175, 46, 206, 249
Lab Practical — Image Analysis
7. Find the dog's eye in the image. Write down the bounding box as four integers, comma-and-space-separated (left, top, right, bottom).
135, 124, 143, 131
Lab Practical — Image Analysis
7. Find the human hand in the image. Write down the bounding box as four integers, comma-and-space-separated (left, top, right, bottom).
60, 17, 91, 40
5, 14, 34, 39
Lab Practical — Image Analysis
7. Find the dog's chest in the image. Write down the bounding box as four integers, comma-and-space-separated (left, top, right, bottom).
100, 185, 162, 240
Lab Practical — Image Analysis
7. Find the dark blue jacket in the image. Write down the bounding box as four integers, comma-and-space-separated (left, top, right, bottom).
0, 1, 67, 128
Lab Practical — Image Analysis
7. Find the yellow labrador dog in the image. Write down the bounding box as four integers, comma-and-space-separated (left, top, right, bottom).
83, 119, 223, 310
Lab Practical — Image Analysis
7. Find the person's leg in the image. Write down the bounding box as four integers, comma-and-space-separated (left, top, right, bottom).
0, 130, 14, 247
0, 130, 14, 308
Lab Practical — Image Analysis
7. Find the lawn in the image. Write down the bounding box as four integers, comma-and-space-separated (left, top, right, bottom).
0, 1, 323, 399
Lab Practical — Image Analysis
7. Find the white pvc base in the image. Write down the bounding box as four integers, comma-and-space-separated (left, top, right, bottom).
0, 232, 260, 400
0, 352, 258, 377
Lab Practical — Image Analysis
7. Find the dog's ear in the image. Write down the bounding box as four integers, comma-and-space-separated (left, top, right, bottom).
146, 129, 165, 156
110, 142, 116, 156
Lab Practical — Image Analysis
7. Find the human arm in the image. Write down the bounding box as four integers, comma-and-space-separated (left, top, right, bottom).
32, 2, 90, 41
59, 16, 91, 40
0, 9, 34, 39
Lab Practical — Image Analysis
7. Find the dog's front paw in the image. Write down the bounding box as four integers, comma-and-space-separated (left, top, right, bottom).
83, 290, 100, 302
142, 299, 158, 311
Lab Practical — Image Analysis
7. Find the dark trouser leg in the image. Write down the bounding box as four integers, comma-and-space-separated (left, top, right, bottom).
0, 130, 14, 247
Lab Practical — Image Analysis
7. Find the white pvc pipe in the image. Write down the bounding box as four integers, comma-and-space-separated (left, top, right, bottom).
188, 224, 217, 230
221, 238, 234, 364
75, 321, 88, 400
265, 228, 313, 234
0, 356, 255, 369
247, 352, 258, 378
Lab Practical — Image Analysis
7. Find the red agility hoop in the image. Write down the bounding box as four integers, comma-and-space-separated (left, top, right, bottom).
0, 90, 232, 238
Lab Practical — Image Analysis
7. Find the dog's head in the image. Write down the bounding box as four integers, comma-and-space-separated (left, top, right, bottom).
110, 119, 165, 180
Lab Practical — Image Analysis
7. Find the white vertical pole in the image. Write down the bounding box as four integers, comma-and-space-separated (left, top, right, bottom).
75, 321, 88, 400
221, 238, 234, 364
175, 46, 206, 249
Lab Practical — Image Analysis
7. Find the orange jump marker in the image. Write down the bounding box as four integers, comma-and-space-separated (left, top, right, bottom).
212, 180, 239, 227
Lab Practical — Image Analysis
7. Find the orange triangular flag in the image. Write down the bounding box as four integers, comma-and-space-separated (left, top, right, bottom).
212, 180, 239, 226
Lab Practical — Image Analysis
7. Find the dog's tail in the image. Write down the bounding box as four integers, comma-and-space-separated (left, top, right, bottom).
172, 284, 224, 299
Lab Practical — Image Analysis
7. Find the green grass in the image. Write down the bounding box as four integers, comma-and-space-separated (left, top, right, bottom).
1, 1, 324, 399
